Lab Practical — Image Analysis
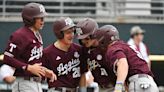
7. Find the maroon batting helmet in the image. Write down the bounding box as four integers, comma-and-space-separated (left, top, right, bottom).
92, 25, 119, 48
22, 3, 47, 26
53, 17, 76, 39
76, 18, 99, 39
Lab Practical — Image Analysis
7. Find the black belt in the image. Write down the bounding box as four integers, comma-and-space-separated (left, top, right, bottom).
138, 74, 149, 78
17, 77, 41, 82
54, 87, 76, 92
128, 74, 151, 83
100, 83, 114, 89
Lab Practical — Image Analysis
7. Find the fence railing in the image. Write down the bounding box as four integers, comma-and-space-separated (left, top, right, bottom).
0, 0, 164, 23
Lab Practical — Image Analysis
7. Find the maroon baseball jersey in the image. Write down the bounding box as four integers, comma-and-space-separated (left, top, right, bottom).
105, 40, 153, 79
87, 47, 115, 87
3, 26, 43, 77
42, 43, 85, 88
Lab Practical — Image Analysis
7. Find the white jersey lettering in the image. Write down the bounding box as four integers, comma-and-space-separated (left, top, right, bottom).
9, 43, 16, 52
100, 68, 108, 76
28, 46, 43, 61
57, 58, 80, 78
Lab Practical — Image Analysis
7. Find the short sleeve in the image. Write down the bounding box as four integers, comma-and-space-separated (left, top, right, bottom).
112, 50, 126, 61
106, 48, 126, 73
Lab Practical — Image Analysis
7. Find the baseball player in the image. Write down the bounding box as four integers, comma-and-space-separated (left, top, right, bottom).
92, 25, 159, 92
76, 18, 115, 92
42, 17, 87, 92
3, 3, 56, 92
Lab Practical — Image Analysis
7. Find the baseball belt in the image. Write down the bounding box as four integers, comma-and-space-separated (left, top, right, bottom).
16, 77, 42, 82
128, 74, 153, 82
51, 87, 77, 92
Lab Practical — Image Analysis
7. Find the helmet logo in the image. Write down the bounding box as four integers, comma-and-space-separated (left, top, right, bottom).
97, 54, 102, 60
111, 28, 117, 32
111, 36, 115, 41
39, 5, 45, 13
74, 52, 80, 58
76, 28, 83, 35
65, 18, 74, 26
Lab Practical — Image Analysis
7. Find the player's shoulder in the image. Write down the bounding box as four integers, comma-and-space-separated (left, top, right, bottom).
43, 44, 54, 54
107, 40, 126, 53
11, 27, 29, 39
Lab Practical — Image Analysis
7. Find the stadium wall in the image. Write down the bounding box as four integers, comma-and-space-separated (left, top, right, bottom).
0, 22, 163, 55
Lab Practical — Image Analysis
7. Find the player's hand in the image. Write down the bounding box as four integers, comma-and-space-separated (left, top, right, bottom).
85, 71, 94, 86
114, 82, 125, 92
27, 63, 45, 78
42, 67, 57, 82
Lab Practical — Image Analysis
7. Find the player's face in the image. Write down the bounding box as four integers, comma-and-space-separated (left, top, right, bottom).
134, 33, 144, 42
62, 27, 75, 45
33, 17, 44, 31
81, 36, 97, 47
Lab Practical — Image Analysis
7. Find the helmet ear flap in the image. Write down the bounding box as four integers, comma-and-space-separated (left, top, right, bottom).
57, 31, 64, 39
78, 39, 83, 45
98, 36, 106, 47
23, 18, 37, 27
22, 17, 33, 27
32, 18, 36, 26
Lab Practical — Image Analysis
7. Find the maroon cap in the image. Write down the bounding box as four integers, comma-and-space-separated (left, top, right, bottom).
76, 18, 98, 39
22, 3, 47, 26
93, 25, 119, 48
53, 17, 76, 39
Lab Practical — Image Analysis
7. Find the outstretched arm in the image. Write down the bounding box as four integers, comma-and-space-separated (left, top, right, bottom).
114, 58, 128, 92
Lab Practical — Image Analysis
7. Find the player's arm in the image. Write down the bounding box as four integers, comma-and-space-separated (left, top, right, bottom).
3, 34, 29, 69
4, 53, 46, 78
108, 49, 128, 92
79, 70, 94, 87
79, 73, 87, 87
3, 76, 16, 84
115, 58, 129, 90
4, 55, 28, 69
41, 52, 57, 82
116, 58, 128, 83
114, 58, 128, 92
